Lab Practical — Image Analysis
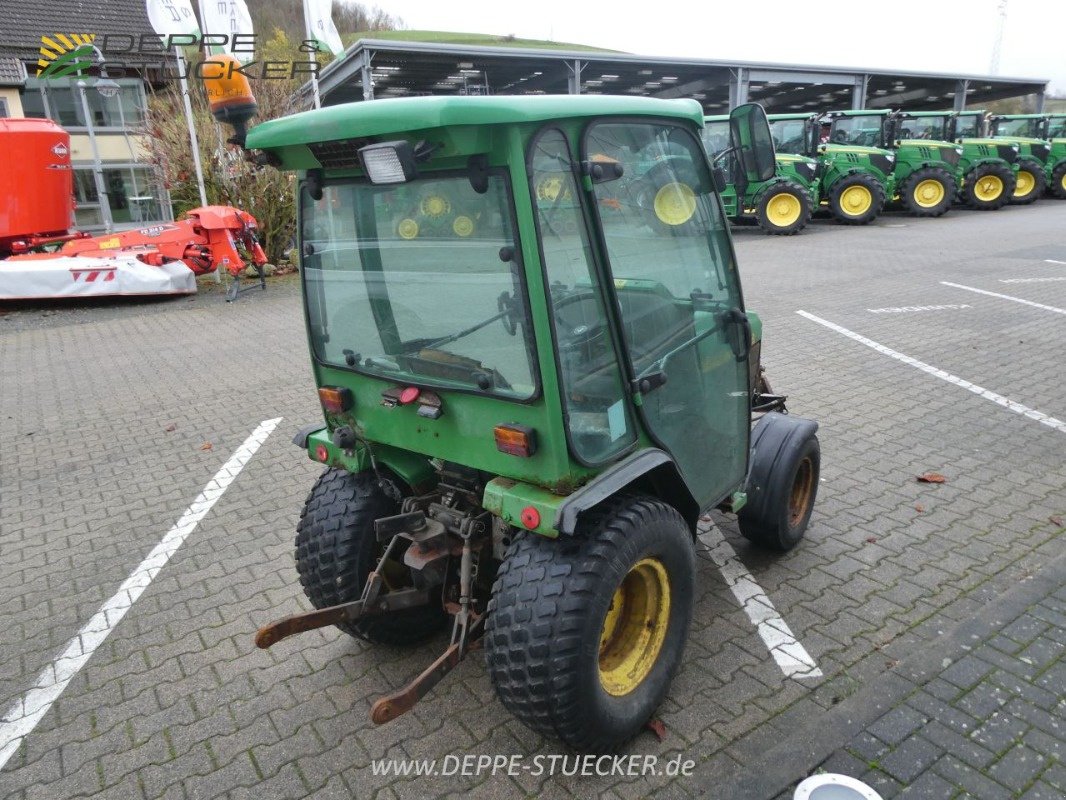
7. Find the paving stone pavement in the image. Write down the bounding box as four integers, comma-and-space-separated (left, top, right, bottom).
0, 203, 1063, 800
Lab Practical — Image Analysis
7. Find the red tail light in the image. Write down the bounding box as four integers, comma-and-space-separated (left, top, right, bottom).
319, 386, 353, 413
494, 424, 537, 457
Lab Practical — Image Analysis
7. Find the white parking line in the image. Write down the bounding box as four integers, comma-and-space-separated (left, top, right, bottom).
0, 418, 283, 771
1000, 277, 1066, 284
798, 310, 1066, 435
1046, 259, 1066, 265
697, 522, 822, 680
867, 304, 971, 314
941, 282, 1066, 316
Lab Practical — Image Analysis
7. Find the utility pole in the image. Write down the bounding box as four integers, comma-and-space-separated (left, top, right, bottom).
990, 0, 1008, 74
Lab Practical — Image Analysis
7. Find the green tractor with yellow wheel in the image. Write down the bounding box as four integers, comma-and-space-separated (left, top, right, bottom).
979, 112, 1051, 204
1044, 114, 1066, 199
702, 114, 820, 235
895, 110, 1018, 210
241, 96, 821, 751
768, 112, 894, 225
822, 109, 965, 218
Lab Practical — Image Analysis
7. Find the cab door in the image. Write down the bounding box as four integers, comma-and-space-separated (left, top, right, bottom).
583, 111, 763, 509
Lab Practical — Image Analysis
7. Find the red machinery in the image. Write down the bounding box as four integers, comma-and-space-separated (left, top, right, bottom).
1, 122, 268, 301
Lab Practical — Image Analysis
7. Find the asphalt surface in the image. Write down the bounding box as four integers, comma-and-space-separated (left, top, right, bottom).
0, 201, 1063, 799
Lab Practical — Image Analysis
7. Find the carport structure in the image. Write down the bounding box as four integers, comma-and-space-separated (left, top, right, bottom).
308, 38, 1048, 113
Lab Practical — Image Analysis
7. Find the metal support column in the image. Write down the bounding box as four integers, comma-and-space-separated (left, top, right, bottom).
567, 60, 586, 95
728, 68, 748, 109
953, 80, 969, 112
359, 50, 374, 102
1035, 89, 1045, 113
851, 74, 869, 109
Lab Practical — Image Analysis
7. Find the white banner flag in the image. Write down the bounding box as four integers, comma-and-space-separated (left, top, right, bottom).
145, 0, 201, 37
198, 0, 256, 62
304, 0, 344, 56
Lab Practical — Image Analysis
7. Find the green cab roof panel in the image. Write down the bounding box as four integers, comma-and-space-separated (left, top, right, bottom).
246, 95, 705, 152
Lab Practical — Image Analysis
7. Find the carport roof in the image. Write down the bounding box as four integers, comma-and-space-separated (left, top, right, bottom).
309, 38, 1048, 114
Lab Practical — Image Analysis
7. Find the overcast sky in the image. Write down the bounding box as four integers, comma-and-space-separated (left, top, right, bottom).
378, 0, 1065, 94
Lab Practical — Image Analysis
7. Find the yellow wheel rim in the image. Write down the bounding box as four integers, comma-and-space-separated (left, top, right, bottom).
653, 182, 697, 226
913, 179, 946, 208
766, 192, 802, 227
839, 185, 873, 216
452, 215, 474, 237
1061, 172, 1066, 193
599, 558, 671, 696
974, 175, 1004, 202
420, 195, 450, 217
536, 176, 568, 202
397, 218, 419, 240
1014, 169, 1036, 197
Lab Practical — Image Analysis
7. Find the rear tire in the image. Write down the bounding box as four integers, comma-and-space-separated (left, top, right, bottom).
828, 173, 884, 225
755, 181, 811, 235
295, 469, 447, 645
1049, 162, 1066, 200
485, 496, 695, 752
739, 413, 820, 551
899, 167, 956, 217
961, 162, 1015, 210
1010, 161, 1046, 204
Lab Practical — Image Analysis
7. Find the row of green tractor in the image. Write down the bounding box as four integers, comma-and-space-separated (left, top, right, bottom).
700, 110, 1066, 235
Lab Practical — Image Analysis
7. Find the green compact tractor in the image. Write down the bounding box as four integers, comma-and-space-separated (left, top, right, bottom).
823, 109, 964, 218
243, 97, 821, 751
768, 112, 894, 225
702, 115, 820, 235
896, 110, 1018, 210
981, 113, 1051, 203
1044, 114, 1066, 199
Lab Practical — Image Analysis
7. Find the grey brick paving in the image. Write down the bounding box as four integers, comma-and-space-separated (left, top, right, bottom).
1, 205, 1064, 798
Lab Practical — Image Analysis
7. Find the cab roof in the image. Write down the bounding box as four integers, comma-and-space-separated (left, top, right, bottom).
824, 109, 890, 118
247, 95, 705, 152
766, 113, 817, 120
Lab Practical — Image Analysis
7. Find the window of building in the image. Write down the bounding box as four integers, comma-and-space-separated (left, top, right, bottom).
0, 97, 8, 118
73, 166, 168, 229
22, 77, 147, 129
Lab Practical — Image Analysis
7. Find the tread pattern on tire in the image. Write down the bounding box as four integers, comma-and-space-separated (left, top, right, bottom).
961, 162, 1015, 210
1010, 160, 1047, 205
828, 172, 885, 225
1052, 163, 1066, 200
295, 468, 445, 646
484, 495, 692, 751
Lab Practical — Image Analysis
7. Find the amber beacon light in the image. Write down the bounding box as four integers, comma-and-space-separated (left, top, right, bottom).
202, 54, 258, 145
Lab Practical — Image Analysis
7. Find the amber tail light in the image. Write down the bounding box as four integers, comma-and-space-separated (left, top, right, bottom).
494, 424, 537, 457
319, 386, 353, 413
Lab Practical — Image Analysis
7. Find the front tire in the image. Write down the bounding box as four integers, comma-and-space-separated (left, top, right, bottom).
828, 173, 884, 225
1010, 161, 1046, 204
295, 469, 447, 645
960, 162, 1015, 210
485, 496, 695, 752
1052, 163, 1066, 200
755, 181, 811, 235
899, 167, 956, 217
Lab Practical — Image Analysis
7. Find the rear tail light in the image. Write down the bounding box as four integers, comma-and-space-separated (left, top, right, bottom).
494, 424, 537, 457
319, 386, 353, 413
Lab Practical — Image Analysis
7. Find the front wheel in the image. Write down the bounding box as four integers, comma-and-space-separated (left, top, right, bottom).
961, 163, 1015, 210
1052, 163, 1066, 200
485, 496, 695, 752
828, 173, 885, 225
755, 181, 811, 235
899, 167, 956, 217
1010, 161, 1046, 204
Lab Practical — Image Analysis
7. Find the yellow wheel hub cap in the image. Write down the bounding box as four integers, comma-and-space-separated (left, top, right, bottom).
653, 182, 697, 226
452, 215, 474, 237
839, 185, 873, 216
420, 195, 451, 217
397, 218, 419, 240
536, 176, 568, 202
913, 179, 946, 208
766, 192, 802, 227
974, 175, 1004, 202
599, 558, 671, 696
1014, 170, 1036, 197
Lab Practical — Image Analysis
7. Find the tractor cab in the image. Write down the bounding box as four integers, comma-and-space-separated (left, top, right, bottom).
988, 113, 1052, 203
766, 113, 820, 157
242, 96, 820, 751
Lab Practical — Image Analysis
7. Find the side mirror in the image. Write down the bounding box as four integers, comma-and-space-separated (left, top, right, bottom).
712, 166, 728, 193
729, 103, 776, 184
583, 156, 625, 184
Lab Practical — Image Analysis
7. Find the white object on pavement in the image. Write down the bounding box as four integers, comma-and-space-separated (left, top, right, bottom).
0, 255, 196, 300
794, 773, 885, 800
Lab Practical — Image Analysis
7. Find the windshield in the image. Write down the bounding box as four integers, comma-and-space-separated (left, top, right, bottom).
300, 172, 537, 399
768, 118, 810, 155
898, 115, 946, 140
828, 115, 884, 147
701, 121, 730, 156
955, 114, 982, 138
994, 118, 1040, 138
1046, 117, 1066, 138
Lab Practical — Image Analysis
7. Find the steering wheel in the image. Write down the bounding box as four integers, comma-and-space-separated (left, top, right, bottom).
552, 291, 608, 349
